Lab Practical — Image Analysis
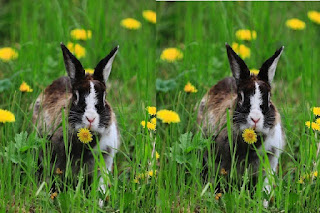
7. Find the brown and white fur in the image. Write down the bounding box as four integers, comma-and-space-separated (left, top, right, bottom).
33, 43, 120, 207
197, 44, 285, 207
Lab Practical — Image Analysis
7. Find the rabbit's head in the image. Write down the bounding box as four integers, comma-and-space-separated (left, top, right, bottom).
60, 43, 118, 134
226, 44, 283, 134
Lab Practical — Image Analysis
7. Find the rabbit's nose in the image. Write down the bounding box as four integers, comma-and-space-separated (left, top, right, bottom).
250, 117, 260, 124
86, 116, 96, 123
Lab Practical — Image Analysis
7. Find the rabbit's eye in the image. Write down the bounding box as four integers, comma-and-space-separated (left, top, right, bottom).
238, 91, 244, 105
74, 90, 79, 105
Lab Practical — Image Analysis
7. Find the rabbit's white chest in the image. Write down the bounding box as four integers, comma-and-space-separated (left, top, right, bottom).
96, 120, 119, 152
260, 123, 285, 153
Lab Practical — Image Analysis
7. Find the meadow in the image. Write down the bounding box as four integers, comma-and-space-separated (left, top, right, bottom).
0, 0, 156, 212
156, 2, 320, 212
2, 1, 320, 212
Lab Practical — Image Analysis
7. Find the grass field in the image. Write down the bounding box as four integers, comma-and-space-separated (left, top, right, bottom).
0, 0, 155, 212
156, 2, 320, 212
2, 1, 320, 212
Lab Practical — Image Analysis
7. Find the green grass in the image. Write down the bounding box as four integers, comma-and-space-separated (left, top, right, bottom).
157, 2, 320, 212
0, 0, 155, 212
2, 1, 320, 212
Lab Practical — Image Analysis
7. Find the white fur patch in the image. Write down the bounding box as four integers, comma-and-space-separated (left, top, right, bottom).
96, 119, 119, 205
86, 82, 97, 109
82, 82, 100, 130
246, 83, 264, 131
260, 122, 285, 205
99, 120, 119, 154
263, 123, 285, 156
250, 83, 262, 111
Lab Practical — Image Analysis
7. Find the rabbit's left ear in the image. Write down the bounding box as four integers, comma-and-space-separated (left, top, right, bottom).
258, 46, 284, 84
225, 43, 250, 85
60, 43, 85, 83
93, 46, 119, 83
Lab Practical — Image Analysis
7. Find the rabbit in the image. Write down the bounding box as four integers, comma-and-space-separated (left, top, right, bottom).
197, 44, 285, 207
32, 43, 120, 207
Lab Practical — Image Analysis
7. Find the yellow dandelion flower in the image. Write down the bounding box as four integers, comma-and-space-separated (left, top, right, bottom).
142, 10, 156, 24
312, 107, 320, 116
19, 81, 33, 92
134, 170, 157, 183
150, 117, 157, 125
70, 29, 92, 40
148, 170, 155, 177
85, 68, 94, 75
184, 82, 198, 93
298, 178, 304, 184
313, 171, 318, 178
220, 168, 228, 175
242, 128, 257, 144
286, 18, 306, 30
55, 168, 63, 175
231, 42, 250, 59
235, 29, 257, 41
67, 42, 86, 59
215, 193, 222, 200
250, 68, 259, 75
160, 48, 183, 62
140, 120, 156, 131
77, 128, 93, 143
147, 106, 156, 116
316, 118, 320, 125
308, 11, 320, 24
156, 151, 160, 160
50, 192, 58, 200
0, 47, 18, 62
157, 109, 180, 124
305, 121, 320, 131
120, 18, 141, 30
0, 109, 15, 123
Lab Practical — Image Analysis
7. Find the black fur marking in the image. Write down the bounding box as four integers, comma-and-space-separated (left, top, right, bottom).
233, 79, 256, 127
226, 43, 250, 84
257, 81, 276, 128
60, 43, 85, 84
263, 104, 276, 128
93, 81, 112, 128
68, 81, 91, 128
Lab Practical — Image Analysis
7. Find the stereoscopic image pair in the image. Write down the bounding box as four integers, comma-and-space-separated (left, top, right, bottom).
1, 1, 320, 212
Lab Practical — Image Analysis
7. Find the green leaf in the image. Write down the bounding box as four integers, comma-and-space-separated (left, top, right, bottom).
14, 131, 28, 151
0, 78, 12, 92
156, 78, 177, 92
179, 132, 193, 152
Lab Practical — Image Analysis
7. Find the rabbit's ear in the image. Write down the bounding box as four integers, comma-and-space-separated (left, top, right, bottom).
93, 46, 119, 84
258, 46, 284, 84
60, 43, 85, 83
225, 43, 250, 84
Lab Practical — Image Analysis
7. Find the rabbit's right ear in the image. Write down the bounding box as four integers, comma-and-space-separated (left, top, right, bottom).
258, 46, 284, 85
93, 46, 119, 84
226, 43, 250, 84
60, 43, 85, 83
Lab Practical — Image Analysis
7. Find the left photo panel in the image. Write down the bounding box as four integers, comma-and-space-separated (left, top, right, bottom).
0, 0, 156, 212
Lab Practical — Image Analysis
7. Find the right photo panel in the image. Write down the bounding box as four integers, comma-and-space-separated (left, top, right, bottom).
156, 2, 320, 212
